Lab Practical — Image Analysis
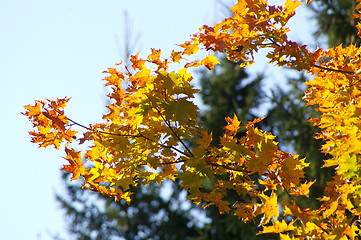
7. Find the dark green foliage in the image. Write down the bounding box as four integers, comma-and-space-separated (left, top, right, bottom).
56, 172, 201, 240
309, 0, 361, 46
199, 56, 265, 145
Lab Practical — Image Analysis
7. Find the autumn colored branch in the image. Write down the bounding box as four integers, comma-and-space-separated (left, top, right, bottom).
312, 64, 356, 74
24, 0, 361, 238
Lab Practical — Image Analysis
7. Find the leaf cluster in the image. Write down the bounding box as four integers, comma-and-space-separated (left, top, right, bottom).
24, 0, 361, 238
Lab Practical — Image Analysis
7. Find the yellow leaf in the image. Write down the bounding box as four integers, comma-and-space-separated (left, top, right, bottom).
322, 201, 338, 218
257, 192, 279, 225
184, 60, 202, 68
289, 180, 315, 197
178, 38, 199, 56
200, 54, 220, 70
260, 219, 296, 234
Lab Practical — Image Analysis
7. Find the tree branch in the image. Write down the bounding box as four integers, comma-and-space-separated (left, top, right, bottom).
66, 117, 190, 157
153, 106, 194, 158
312, 64, 355, 75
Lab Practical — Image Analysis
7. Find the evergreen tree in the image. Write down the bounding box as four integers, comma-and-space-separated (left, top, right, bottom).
199, 56, 264, 144
194, 57, 271, 240
309, 0, 360, 46
56, 173, 201, 240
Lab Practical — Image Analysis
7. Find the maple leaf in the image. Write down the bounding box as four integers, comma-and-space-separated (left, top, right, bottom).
200, 54, 220, 70
283, 204, 319, 225
234, 202, 257, 222
184, 60, 202, 69
258, 178, 278, 191
23, 98, 74, 149
249, 133, 278, 174
23, 102, 42, 117
279, 155, 309, 188
321, 201, 338, 219
284, 0, 302, 20
230, 0, 246, 14
164, 97, 199, 124
131, 65, 151, 85
344, 224, 359, 239
224, 114, 241, 135
178, 38, 199, 56
178, 171, 203, 202
256, 192, 279, 226
289, 180, 315, 197
61, 147, 86, 181
114, 189, 132, 203
130, 52, 146, 70
171, 50, 182, 63
147, 48, 162, 64
337, 182, 356, 210
42, 110, 67, 132
201, 190, 231, 214
103, 67, 125, 88
259, 219, 296, 234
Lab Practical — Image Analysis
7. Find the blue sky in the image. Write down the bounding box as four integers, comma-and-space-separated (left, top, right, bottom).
0, 1, 316, 239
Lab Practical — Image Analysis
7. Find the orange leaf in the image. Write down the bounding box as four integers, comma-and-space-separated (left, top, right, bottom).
130, 53, 146, 70
224, 114, 241, 135
23, 102, 42, 117
171, 50, 182, 63
147, 48, 162, 65
42, 110, 67, 132
61, 147, 85, 181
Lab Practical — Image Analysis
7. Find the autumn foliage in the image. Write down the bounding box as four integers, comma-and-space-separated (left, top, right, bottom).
24, 0, 361, 238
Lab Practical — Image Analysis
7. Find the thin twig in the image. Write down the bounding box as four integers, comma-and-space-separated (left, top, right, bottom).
282, 183, 330, 234
66, 117, 190, 157
124, 65, 133, 77
137, 130, 191, 157
268, 38, 282, 47
312, 64, 355, 75
154, 106, 194, 157
207, 160, 245, 172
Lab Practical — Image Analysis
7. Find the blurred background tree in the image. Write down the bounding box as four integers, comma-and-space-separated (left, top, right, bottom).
56, 175, 201, 240
309, 0, 360, 46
